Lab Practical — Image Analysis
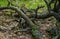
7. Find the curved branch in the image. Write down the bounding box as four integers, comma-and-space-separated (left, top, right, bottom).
37, 12, 53, 19
35, 6, 44, 18
0, 6, 36, 28
0, 6, 41, 39
30, 11, 54, 19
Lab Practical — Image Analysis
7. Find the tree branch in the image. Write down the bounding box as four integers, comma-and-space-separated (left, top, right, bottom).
0, 6, 41, 39
0, 6, 36, 28
30, 11, 54, 19
44, 0, 51, 13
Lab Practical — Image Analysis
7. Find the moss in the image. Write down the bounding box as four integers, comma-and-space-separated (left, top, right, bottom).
57, 22, 60, 26
32, 29, 41, 39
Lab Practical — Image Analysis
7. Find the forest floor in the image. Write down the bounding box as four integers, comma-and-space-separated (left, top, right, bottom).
0, 10, 57, 39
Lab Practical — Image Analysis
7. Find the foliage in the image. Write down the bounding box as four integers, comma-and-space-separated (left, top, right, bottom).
0, 0, 47, 9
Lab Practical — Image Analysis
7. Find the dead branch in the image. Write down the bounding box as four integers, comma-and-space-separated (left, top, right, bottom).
0, 6, 41, 39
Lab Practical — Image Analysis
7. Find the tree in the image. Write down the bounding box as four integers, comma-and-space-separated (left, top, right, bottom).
0, 0, 60, 39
